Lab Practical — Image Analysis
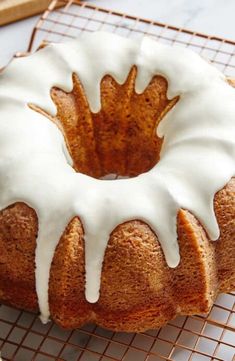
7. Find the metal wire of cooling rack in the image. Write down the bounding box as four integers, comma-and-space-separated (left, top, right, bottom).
0, 1, 235, 360
27, 0, 235, 77
0, 294, 235, 361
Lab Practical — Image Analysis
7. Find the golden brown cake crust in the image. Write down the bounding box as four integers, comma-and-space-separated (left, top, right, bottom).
0, 71, 234, 332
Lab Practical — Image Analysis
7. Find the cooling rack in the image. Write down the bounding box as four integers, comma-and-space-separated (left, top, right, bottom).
27, 0, 235, 77
0, 294, 235, 361
0, 1, 235, 360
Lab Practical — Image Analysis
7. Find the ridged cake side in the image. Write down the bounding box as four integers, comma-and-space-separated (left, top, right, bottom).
0, 180, 234, 331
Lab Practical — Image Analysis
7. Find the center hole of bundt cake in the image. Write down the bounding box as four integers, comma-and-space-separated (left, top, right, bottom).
32, 68, 178, 179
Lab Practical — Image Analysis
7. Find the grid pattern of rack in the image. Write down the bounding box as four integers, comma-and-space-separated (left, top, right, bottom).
28, 0, 235, 77
1, 1, 235, 360
0, 293, 235, 361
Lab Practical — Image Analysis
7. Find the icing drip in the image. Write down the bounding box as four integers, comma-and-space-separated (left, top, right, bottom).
0, 32, 234, 323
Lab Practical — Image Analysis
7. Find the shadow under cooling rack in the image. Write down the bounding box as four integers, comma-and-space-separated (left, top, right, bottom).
0, 1, 235, 360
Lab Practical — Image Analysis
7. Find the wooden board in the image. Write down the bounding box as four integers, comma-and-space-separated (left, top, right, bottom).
0, 0, 53, 26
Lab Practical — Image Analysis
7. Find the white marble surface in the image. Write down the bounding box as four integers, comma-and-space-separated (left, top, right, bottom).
0, 2, 234, 360
1, 0, 235, 67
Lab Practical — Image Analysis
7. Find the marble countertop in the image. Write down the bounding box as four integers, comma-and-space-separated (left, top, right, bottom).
1, 0, 235, 68
0, 2, 235, 361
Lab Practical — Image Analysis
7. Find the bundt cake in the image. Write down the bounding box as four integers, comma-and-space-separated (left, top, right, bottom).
0, 32, 234, 332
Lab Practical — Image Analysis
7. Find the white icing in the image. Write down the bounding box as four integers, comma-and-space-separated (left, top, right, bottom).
0, 32, 234, 323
